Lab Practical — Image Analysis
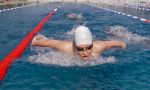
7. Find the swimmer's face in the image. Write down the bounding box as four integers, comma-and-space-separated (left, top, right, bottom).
75, 44, 93, 60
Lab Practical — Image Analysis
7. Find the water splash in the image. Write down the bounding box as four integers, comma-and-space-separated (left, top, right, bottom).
106, 25, 150, 43
78, 13, 83, 19
28, 47, 116, 67
66, 26, 76, 37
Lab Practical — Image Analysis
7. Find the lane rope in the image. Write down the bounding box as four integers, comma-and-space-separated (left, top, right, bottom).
123, 5, 150, 11
0, 4, 62, 82
84, 3, 150, 24
0, 2, 46, 13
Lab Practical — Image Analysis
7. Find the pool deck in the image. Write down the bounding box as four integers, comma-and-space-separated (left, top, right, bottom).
0, 2, 34, 6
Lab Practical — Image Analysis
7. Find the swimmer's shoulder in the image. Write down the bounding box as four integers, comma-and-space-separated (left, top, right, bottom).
58, 40, 73, 54
50, 40, 73, 53
93, 41, 107, 51
56, 40, 72, 49
93, 40, 106, 46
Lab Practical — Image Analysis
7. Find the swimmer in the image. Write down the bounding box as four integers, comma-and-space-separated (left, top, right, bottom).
32, 25, 126, 60
66, 13, 82, 20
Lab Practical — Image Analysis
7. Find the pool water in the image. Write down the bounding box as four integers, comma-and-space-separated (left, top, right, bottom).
0, 2, 150, 90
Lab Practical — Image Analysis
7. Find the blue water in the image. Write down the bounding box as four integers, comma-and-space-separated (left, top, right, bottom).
0, 2, 150, 90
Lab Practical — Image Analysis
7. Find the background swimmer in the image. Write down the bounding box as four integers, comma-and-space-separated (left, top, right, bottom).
66, 13, 83, 20
31, 25, 126, 60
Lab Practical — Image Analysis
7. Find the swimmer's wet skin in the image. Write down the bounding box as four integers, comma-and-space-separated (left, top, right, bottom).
31, 25, 126, 60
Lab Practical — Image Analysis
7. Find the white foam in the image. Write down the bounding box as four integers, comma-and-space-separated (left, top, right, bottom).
117, 12, 121, 14
140, 18, 146, 21
122, 13, 126, 15
78, 13, 83, 19
28, 47, 116, 67
66, 26, 76, 37
2, 9, 6, 11
133, 16, 138, 19
107, 26, 150, 43
127, 14, 131, 17
54, 8, 57, 11
114, 11, 117, 13
7, 8, 10, 10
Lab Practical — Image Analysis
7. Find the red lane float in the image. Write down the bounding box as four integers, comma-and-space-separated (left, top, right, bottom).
144, 20, 150, 23
0, 7, 58, 81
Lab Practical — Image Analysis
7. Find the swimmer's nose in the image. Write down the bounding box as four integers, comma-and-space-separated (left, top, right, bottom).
82, 51, 88, 55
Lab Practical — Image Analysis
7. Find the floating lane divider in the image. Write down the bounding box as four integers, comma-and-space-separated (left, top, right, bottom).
0, 3, 39, 13
123, 5, 150, 11
0, 5, 61, 82
112, 5, 150, 11
85, 3, 150, 24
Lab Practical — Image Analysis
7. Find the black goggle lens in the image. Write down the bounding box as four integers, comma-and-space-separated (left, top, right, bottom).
76, 45, 93, 51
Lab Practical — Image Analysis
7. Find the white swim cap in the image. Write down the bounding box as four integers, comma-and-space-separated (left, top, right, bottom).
73, 25, 93, 46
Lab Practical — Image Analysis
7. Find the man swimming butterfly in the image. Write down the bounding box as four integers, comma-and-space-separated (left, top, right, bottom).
32, 25, 126, 60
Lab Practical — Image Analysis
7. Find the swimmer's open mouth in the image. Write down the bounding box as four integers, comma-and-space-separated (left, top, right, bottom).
82, 56, 89, 60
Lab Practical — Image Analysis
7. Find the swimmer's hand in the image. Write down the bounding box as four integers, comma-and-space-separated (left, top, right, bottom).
31, 34, 48, 46
120, 42, 126, 49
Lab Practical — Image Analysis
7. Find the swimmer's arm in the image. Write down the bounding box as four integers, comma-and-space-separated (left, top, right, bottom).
103, 41, 126, 49
32, 39, 67, 51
